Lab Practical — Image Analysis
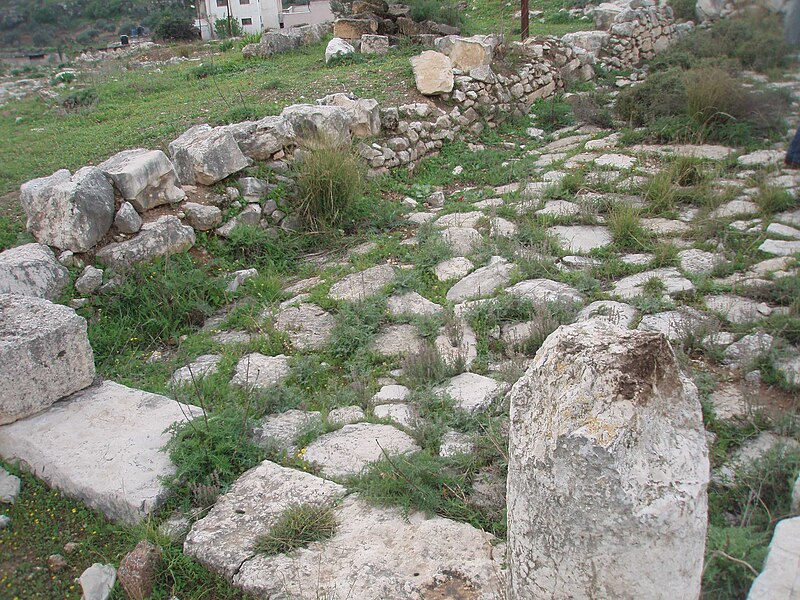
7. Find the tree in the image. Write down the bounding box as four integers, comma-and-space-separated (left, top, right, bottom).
153, 12, 198, 41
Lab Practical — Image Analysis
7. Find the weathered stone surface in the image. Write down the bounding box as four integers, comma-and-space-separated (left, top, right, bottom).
327, 405, 365, 426
373, 403, 416, 428
372, 324, 425, 357
96, 216, 196, 269
215, 204, 262, 238
748, 517, 800, 600
710, 199, 759, 219
435, 256, 474, 281
439, 373, 509, 413
169, 125, 250, 186
20, 167, 115, 252
759, 239, 800, 256
118, 540, 161, 600
361, 33, 389, 54
281, 104, 352, 148
718, 432, 800, 484
114, 201, 142, 234
233, 494, 503, 599
183, 202, 222, 231
723, 332, 774, 367
506, 278, 584, 305
329, 264, 395, 301
637, 307, 711, 341
224, 116, 296, 161
705, 294, 771, 324
576, 300, 637, 328
371, 384, 410, 405
435, 211, 483, 228
0, 243, 69, 299
254, 409, 323, 451
225, 268, 258, 293
439, 430, 474, 457
709, 384, 750, 421
613, 267, 695, 300
0, 294, 94, 425
274, 303, 336, 351
75, 265, 103, 295
170, 354, 222, 387
325, 37, 355, 63
333, 17, 378, 40
737, 149, 784, 167
99, 149, 185, 213
230, 354, 290, 390
446, 36, 493, 71
80, 563, 116, 600
387, 291, 442, 317
411, 51, 454, 95
184, 460, 346, 579
548, 225, 612, 253
303, 422, 420, 478
446, 256, 514, 301
435, 319, 478, 368
441, 226, 482, 255
0, 466, 21, 504
318, 93, 381, 138
679, 248, 725, 275
0, 381, 200, 523
507, 320, 709, 600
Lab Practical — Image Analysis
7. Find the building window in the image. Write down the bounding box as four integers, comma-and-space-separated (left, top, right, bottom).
240, 0, 250, 3
242, 17, 252, 24
216, 0, 227, 6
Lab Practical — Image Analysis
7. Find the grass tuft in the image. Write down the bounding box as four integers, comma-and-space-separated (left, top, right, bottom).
255, 503, 338, 555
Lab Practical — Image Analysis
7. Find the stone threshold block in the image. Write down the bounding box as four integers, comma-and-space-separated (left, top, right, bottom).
0, 381, 201, 524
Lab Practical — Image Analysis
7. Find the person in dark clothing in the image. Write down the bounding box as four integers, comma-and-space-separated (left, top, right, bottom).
785, 0, 800, 167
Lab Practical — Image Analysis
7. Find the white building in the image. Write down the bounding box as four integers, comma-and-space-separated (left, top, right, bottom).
195, 0, 285, 40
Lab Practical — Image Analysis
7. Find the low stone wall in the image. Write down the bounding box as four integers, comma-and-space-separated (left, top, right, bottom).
242, 22, 331, 58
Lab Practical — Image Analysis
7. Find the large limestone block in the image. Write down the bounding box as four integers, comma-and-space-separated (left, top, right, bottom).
0, 294, 94, 425
318, 93, 381, 138
446, 256, 514, 301
411, 51, 454, 96
95, 216, 195, 269
20, 167, 115, 252
328, 264, 395, 301
333, 17, 378, 40
0, 381, 200, 524
506, 320, 709, 600
168, 125, 250, 185
99, 149, 185, 213
280, 104, 353, 148
325, 37, 355, 63
184, 460, 346, 579
233, 495, 504, 599
0, 243, 69, 299
448, 37, 493, 71
748, 517, 800, 599
224, 116, 296, 160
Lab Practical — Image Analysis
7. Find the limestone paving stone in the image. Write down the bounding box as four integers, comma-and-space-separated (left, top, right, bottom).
705, 294, 772, 324
434, 257, 474, 281
328, 264, 395, 301
170, 354, 222, 387
373, 403, 416, 429
548, 225, 612, 253
0, 381, 200, 524
439, 373, 509, 413
612, 268, 695, 300
637, 308, 712, 342
441, 227, 482, 255
387, 291, 443, 317
184, 460, 346, 579
759, 239, 800, 256
678, 248, 725, 275
506, 278, 584, 305
371, 324, 425, 357
723, 333, 774, 367
0, 294, 95, 425
232, 494, 503, 599
231, 354, 290, 390
327, 405, 365, 426
439, 431, 474, 458
254, 409, 323, 451
274, 303, 336, 351
446, 256, 514, 301
576, 300, 637, 329
0, 243, 69, 299
303, 422, 420, 478
371, 384, 410, 405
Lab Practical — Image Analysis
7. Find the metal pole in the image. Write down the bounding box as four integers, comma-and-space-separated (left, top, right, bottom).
521, 0, 529, 41
227, 0, 233, 36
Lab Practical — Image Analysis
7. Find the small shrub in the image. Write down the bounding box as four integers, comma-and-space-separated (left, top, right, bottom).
670, 0, 697, 21
403, 345, 453, 387
644, 171, 676, 215
754, 185, 796, 216
531, 96, 575, 132
214, 17, 244, 38
153, 13, 198, 42
668, 155, 706, 186
616, 68, 687, 125
75, 29, 100, 45
570, 91, 614, 128
255, 504, 337, 555
325, 52, 367, 67
293, 146, 365, 230
409, 0, 462, 26
241, 32, 262, 46
61, 88, 99, 112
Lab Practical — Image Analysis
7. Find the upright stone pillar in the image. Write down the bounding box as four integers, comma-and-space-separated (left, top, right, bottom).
506, 320, 709, 600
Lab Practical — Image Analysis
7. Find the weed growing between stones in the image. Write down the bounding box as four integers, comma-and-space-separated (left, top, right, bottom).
294, 146, 366, 230
255, 504, 338, 555
608, 203, 653, 252
754, 185, 797, 217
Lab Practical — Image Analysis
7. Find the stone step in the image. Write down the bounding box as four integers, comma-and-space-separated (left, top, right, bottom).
748, 517, 800, 600
0, 380, 200, 525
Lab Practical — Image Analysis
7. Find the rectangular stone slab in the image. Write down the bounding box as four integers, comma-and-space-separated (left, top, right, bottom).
0, 380, 201, 524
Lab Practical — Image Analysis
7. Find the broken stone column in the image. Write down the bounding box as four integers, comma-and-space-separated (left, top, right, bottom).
506, 320, 709, 600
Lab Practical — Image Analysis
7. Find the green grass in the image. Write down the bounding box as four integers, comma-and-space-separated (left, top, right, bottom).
254, 504, 337, 556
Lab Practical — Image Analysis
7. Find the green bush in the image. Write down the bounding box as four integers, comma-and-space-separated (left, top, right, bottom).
214, 17, 244, 38
255, 504, 337, 555
293, 145, 365, 230
61, 88, 99, 112
153, 13, 198, 42
616, 68, 687, 125
669, 0, 696, 21
409, 0, 462, 26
